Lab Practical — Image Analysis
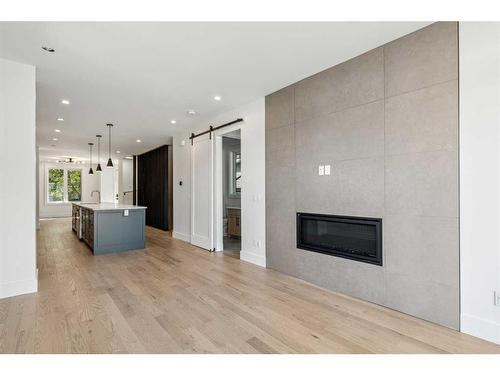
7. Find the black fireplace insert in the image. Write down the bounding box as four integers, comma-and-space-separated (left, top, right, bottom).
296, 213, 383, 266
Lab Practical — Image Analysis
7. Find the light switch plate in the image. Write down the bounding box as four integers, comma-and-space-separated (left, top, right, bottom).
318, 165, 324, 176
123, 209, 129, 217
325, 165, 331, 175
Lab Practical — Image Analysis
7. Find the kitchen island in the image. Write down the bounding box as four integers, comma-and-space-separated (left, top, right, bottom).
72, 203, 147, 255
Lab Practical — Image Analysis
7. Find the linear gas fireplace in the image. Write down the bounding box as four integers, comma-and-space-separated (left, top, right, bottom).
296, 213, 382, 266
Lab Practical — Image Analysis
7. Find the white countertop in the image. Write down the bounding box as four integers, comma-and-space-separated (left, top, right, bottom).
73, 202, 147, 211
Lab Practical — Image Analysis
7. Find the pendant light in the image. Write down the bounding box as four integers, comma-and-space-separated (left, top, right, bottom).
106, 123, 114, 168
95, 134, 102, 172
88, 142, 94, 174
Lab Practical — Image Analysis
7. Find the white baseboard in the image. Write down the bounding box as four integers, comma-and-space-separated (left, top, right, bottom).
240, 251, 266, 268
39, 213, 71, 219
172, 231, 190, 242
0, 276, 38, 300
461, 313, 500, 344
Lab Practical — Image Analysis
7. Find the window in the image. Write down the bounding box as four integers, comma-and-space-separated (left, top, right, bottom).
48, 168, 64, 202
67, 169, 82, 201
47, 168, 82, 203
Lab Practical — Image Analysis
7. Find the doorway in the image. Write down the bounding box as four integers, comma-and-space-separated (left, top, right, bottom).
220, 129, 241, 258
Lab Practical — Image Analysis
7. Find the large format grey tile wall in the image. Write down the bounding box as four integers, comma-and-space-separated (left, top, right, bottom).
265, 22, 459, 329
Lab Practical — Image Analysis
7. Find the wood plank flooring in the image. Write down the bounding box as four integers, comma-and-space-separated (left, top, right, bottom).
0, 218, 499, 353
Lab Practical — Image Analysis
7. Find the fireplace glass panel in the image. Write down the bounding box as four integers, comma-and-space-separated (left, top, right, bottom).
297, 213, 382, 266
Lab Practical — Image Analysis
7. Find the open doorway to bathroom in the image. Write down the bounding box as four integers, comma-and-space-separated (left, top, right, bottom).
221, 129, 241, 258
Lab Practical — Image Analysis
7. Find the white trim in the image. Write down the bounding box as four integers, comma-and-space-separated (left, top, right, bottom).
240, 250, 266, 268
461, 313, 500, 345
39, 212, 72, 219
214, 133, 224, 251
0, 275, 38, 299
172, 231, 190, 242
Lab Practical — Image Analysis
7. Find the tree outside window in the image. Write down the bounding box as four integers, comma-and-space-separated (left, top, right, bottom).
47, 168, 82, 203
48, 168, 64, 202
67, 169, 82, 201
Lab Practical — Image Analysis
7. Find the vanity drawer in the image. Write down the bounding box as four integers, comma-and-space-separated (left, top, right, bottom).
227, 208, 241, 238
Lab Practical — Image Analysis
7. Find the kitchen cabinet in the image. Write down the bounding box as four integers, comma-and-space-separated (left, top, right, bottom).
72, 203, 146, 255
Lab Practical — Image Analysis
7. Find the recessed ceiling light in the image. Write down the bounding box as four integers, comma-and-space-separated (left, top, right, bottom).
116, 150, 121, 154
57, 118, 64, 121
42, 46, 55, 53
214, 95, 222, 101
136, 139, 141, 143
61, 99, 70, 105
125, 156, 133, 160
170, 120, 177, 124
187, 109, 196, 116
52, 137, 58, 141
54, 129, 61, 133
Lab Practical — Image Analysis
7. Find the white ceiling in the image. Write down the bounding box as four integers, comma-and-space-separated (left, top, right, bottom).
0, 22, 431, 161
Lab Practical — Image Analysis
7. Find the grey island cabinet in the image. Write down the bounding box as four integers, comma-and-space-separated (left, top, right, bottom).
72, 203, 147, 255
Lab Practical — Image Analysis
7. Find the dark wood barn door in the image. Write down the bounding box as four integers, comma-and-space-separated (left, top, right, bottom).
137, 145, 171, 230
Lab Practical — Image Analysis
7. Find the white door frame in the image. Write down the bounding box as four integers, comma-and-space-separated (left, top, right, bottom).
213, 123, 242, 252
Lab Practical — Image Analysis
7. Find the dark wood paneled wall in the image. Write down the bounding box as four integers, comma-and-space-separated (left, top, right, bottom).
133, 156, 137, 205
137, 145, 171, 231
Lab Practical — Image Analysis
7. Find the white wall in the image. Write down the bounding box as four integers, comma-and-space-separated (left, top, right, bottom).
38, 162, 100, 218
0, 58, 38, 299
459, 22, 500, 344
100, 165, 117, 203
119, 159, 134, 204
173, 135, 192, 242
173, 99, 266, 266
36, 146, 40, 229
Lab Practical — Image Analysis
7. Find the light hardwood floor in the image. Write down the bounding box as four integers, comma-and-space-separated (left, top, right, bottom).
0, 218, 499, 354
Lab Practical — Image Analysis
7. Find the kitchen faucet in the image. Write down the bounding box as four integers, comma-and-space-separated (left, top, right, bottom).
91, 190, 101, 204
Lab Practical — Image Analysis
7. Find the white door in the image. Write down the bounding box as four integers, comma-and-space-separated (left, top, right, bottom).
100, 167, 116, 203
121, 159, 134, 204
191, 134, 213, 250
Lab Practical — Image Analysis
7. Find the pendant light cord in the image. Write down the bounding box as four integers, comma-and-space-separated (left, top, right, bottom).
108, 125, 111, 159
105, 124, 114, 168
